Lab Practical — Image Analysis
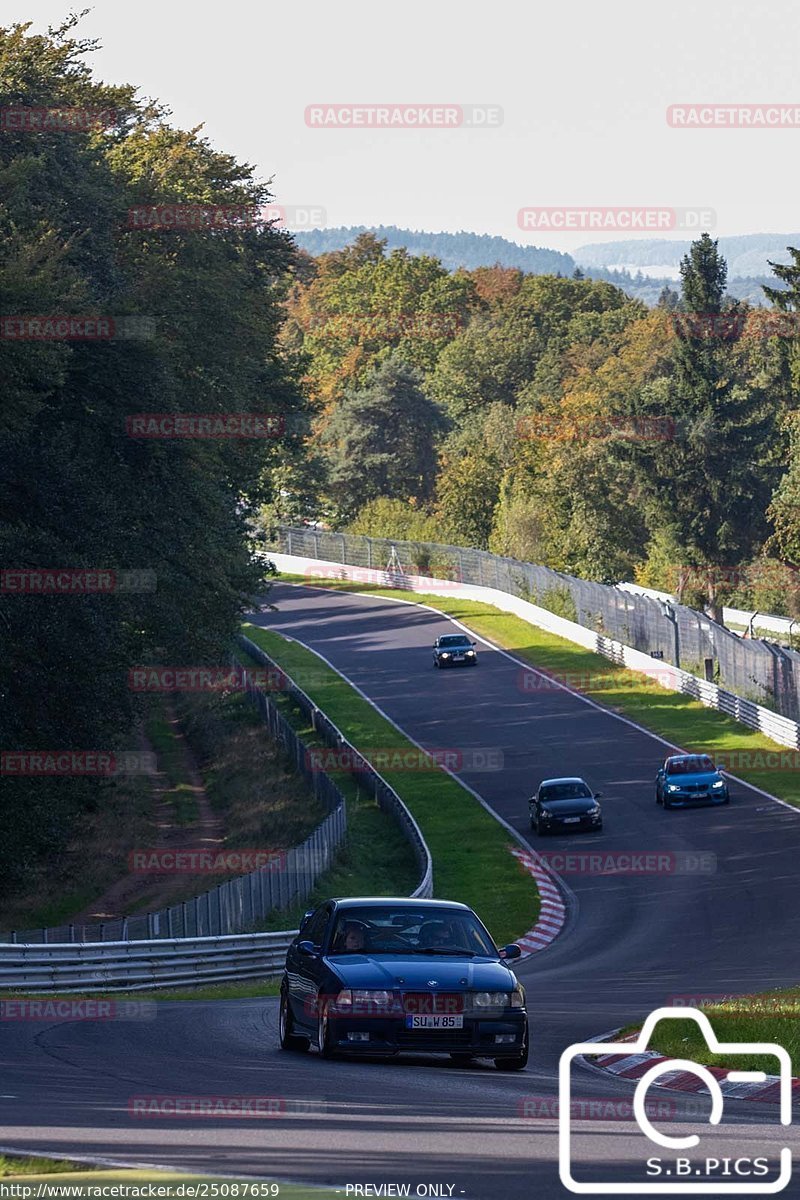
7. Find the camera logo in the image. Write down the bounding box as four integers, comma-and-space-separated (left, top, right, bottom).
559, 1007, 792, 1193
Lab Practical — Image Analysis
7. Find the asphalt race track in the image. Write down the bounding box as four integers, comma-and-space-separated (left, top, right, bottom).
3, 582, 800, 1197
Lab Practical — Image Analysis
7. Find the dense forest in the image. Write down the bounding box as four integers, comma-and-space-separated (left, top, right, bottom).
295, 226, 787, 306
3, 19, 800, 891
275, 231, 800, 620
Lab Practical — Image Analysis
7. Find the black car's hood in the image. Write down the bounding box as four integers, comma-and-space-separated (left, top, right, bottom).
325, 954, 516, 990
541, 799, 595, 815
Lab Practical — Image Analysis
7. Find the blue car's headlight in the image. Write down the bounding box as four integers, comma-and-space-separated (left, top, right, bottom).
666, 783, 681, 792
712, 779, 725, 789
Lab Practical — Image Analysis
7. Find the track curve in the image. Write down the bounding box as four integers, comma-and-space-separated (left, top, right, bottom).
2, 582, 799, 1197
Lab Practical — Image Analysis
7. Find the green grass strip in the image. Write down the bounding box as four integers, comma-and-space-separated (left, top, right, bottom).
0, 1160, 335, 1196
241, 623, 539, 947
621, 986, 800, 1075
276, 576, 800, 808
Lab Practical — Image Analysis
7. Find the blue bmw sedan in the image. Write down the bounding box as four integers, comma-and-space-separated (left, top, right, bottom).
279, 897, 528, 1069
655, 754, 730, 808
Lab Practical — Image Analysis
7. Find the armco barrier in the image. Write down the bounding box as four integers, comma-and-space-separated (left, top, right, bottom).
276, 526, 800, 721
0, 932, 293, 993
0, 646, 433, 992
236, 634, 433, 902
270, 545, 800, 752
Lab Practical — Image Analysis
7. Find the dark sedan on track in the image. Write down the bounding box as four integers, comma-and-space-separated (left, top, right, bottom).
432, 633, 478, 667
656, 754, 730, 808
279, 897, 528, 1069
529, 777, 603, 835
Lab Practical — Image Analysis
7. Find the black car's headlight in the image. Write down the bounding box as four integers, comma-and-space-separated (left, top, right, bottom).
466, 650, 475, 657
588, 805, 601, 816
333, 988, 396, 1014
472, 989, 525, 1009
440, 652, 451, 659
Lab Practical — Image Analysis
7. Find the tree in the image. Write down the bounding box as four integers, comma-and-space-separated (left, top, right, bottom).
322, 357, 447, 524
0, 19, 306, 893
617, 236, 781, 620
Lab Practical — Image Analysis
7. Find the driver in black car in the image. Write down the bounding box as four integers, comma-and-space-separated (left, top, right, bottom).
334, 920, 368, 952
417, 920, 454, 950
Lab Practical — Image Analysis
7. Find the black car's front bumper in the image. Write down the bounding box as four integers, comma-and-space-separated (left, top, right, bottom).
535, 813, 602, 833
435, 655, 476, 667
325, 1012, 527, 1055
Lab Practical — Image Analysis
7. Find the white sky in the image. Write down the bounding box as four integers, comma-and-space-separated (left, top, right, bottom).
10, 0, 800, 252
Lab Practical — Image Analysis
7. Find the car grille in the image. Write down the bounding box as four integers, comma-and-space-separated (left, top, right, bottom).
402, 992, 464, 1014
397, 1027, 473, 1047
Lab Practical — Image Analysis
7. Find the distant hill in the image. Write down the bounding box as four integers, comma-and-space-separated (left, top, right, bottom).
293, 226, 785, 307
294, 225, 574, 276
574, 233, 800, 279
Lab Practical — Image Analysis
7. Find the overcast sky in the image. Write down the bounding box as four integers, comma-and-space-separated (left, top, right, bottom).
11, 0, 800, 252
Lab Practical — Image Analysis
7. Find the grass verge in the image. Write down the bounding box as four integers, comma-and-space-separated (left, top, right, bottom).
241, 623, 539, 947
0, 1160, 331, 1196
232, 645, 420, 932
621, 987, 800, 1075
277, 575, 800, 808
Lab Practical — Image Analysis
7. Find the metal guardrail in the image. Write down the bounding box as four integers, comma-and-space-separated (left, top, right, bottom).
238, 634, 433, 902
271, 538, 800, 753
0, 640, 433, 992
278, 526, 800, 721
0, 932, 294, 993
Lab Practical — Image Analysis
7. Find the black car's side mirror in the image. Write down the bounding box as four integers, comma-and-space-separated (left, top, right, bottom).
297, 940, 319, 957
471, 641, 477, 647
499, 944, 522, 960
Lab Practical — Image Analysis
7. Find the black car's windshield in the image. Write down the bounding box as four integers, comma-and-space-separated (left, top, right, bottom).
540, 782, 592, 801
329, 906, 496, 956
438, 635, 471, 648
666, 756, 715, 776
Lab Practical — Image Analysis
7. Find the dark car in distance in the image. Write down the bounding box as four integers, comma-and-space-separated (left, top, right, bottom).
655, 754, 730, 808
433, 633, 478, 667
529, 777, 603, 835
279, 897, 528, 1069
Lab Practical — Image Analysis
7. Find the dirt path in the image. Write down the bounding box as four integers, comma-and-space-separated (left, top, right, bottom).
73, 703, 225, 922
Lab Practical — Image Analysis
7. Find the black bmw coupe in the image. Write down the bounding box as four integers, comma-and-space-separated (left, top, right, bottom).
279, 897, 528, 1069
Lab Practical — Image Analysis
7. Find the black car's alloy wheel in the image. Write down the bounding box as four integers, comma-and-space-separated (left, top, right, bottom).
317, 1007, 335, 1058
279, 989, 308, 1052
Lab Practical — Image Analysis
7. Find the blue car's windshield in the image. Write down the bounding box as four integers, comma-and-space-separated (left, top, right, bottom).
667, 756, 715, 776
329, 906, 496, 956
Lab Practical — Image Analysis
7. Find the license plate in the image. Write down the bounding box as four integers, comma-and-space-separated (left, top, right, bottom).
453, 654, 464, 661
406, 1015, 464, 1029
563, 816, 581, 824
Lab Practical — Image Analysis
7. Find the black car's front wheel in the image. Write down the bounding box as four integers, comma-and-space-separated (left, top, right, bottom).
317, 1007, 336, 1058
494, 1029, 528, 1071
279, 989, 308, 1052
